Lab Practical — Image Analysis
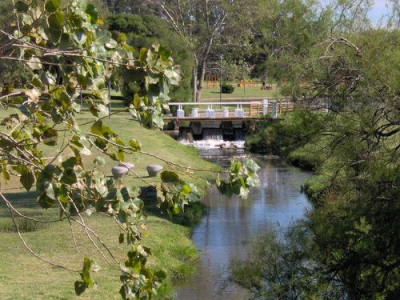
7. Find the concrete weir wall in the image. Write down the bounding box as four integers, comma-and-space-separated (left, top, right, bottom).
176, 120, 245, 142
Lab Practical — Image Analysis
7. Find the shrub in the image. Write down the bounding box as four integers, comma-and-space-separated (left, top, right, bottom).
221, 82, 235, 94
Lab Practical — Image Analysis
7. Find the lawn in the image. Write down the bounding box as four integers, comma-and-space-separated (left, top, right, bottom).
95, 82, 281, 104
0, 108, 219, 299
200, 83, 281, 101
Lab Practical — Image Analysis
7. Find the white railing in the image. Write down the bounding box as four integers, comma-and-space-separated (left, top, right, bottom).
167, 100, 282, 119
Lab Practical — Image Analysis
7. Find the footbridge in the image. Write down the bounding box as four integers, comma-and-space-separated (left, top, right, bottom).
163, 99, 296, 141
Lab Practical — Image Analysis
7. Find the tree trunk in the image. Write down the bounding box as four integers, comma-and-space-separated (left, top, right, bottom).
193, 54, 198, 102
195, 36, 214, 102
195, 59, 206, 102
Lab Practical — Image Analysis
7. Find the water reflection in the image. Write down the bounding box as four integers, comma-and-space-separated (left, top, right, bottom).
177, 154, 311, 299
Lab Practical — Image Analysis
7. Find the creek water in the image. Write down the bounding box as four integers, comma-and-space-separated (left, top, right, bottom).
176, 140, 312, 300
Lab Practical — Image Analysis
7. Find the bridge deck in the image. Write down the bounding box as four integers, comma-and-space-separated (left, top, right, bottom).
164, 116, 265, 121
166, 100, 289, 120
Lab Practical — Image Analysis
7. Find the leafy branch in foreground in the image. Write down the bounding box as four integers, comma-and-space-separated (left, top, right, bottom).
0, 0, 259, 298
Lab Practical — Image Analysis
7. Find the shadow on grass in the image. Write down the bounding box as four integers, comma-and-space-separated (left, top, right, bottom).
0, 187, 206, 230
1, 191, 38, 208
0, 191, 55, 232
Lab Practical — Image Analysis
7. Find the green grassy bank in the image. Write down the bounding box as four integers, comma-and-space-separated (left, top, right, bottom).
0, 109, 219, 299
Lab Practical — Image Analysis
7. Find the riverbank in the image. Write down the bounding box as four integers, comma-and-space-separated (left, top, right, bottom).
0, 110, 219, 299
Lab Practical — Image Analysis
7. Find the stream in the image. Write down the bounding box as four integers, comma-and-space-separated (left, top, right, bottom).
176, 140, 312, 299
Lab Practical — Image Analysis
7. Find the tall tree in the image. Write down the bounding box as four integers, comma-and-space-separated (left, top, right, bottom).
137, 0, 258, 102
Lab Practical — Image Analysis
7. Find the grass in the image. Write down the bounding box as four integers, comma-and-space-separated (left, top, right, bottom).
89, 82, 281, 105
0, 108, 219, 299
200, 84, 281, 100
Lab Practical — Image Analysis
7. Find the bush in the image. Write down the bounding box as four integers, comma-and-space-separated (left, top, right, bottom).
245, 110, 326, 162
221, 82, 235, 94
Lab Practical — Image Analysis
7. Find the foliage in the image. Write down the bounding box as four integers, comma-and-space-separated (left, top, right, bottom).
236, 1, 400, 298
220, 82, 235, 94
108, 14, 194, 104
230, 223, 345, 299
220, 59, 252, 82
249, 0, 332, 89
245, 110, 326, 169
127, 0, 259, 101
0, 1, 259, 298
0, 0, 32, 90
217, 158, 260, 199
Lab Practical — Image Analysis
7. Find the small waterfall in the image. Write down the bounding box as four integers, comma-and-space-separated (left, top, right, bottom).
203, 128, 223, 140
178, 127, 191, 140
234, 129, 245, 141
177, 123, 245, 150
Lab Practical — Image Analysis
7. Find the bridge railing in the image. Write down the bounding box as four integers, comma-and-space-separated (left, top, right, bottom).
167, 100, 295, 119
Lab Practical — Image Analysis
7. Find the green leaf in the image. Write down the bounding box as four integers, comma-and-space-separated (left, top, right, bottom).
128, 139, 141, 152
164, 66, 182, 86
119, 233, 124, 244
44, 182, 56, 200
246, 174, 260, 187
139, 47, 148, 63
97, 104, 109, 118
116, 149, 124, 162
48, 11, 64, 41
154, 270, 167, 281
37, 193, 57, 208
243, 158, 260, 173
85, 3, 98, 24
41, 128, 58, 146
181, 184, 192, 196
49, 11, 64, 28
105, 39, 118, 49
93, 156, 106, 166
133, 93, 141, 108
31, 75, 43, 89
74, 281, 86, 296
239, 186, 249, 199
45, 0, 60, 13
20, 169, 35, 191
158, 46, 172, 60
15, 1, 29, 12
61, 169, 77, 185
80, 257, 95, 288
73, 29, 87, 45
160, 171, 180, 183
2, 167, 10, 182
27, 57, 42, 70
90, 120, 103, 136
90, 120, 114, 138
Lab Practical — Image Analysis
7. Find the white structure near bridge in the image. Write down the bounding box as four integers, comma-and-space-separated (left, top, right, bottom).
166, 100, 286, 120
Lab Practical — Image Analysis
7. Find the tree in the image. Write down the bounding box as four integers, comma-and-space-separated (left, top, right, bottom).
231, 0, 400, 298
129, 0, 258, 102
0, 0, 259, 298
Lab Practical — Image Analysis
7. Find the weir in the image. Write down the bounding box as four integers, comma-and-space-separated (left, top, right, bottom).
164, 100, 290, 142
164, 99, 329, 142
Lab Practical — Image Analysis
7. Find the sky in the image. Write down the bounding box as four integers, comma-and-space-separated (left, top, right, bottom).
369, 0, 390, 23
320, 0, 392, 25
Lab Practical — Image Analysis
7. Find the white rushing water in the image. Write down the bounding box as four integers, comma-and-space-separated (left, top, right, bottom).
179, 139, 245, 149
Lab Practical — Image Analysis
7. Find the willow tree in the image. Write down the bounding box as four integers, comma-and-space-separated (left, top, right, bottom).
0, 0, 259, 298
